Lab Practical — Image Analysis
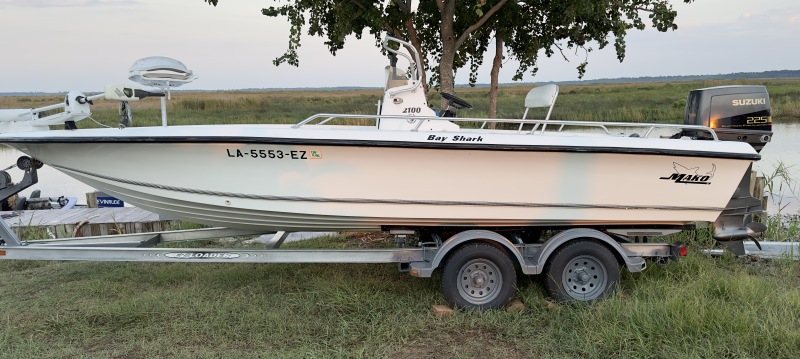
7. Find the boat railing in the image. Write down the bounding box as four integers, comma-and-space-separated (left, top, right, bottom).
382, 36, 423, 97
293, 113, 720, 140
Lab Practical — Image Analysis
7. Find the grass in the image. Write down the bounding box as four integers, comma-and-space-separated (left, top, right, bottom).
761, 162, 800, 241
1, 233, 800, 358
3, 78, 799, 128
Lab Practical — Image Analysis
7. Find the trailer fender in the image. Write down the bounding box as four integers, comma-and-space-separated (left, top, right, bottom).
533, 228, 647, 274
412, 229, 525, 277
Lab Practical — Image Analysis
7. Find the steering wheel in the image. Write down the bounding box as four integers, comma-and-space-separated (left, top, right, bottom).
440, 92, 473, 109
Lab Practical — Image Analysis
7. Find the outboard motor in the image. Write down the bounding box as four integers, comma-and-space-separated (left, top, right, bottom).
681, 86, 773, 255
683, 85, 772, 152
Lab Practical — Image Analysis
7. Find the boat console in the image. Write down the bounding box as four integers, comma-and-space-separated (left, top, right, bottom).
376, 38, 460, 132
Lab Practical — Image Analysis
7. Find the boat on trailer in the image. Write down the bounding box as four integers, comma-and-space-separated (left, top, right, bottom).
0, 37, 773, 309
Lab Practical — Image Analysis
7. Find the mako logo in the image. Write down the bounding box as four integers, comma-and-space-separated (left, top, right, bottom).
731, 98, 766, 106
660, 162, 716, 185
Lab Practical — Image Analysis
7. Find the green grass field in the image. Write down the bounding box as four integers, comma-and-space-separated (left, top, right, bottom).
1, 234, 799, 358
3, 78, 799, 127
2, 79, 800, 358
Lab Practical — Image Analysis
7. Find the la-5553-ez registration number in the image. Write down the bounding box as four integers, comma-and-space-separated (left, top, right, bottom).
226, 148, 308, 160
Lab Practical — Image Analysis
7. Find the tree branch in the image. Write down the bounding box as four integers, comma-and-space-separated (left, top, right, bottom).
455, 0, 509, 49
553, 43, 570, 62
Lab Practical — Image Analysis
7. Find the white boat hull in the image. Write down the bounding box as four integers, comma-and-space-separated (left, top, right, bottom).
3, 125, 756, 231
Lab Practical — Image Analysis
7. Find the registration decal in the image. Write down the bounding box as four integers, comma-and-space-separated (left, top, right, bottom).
225, 148, 315, 160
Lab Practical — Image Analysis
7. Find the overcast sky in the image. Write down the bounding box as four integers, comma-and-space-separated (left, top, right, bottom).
0, 0, 798, 92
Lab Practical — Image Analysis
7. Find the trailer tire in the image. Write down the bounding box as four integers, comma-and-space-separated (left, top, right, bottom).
544, 239, 620, 302
441, 242, 516, 309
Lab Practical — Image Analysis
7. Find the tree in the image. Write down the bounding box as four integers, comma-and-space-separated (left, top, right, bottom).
501, 1, 695, 82
205, 0, 693, 113
205, 0, 432, 90
447, 0, 695, 117
204, 0, 508, 99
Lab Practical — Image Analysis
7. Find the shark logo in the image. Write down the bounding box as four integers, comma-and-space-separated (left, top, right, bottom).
659, 162, 716, 185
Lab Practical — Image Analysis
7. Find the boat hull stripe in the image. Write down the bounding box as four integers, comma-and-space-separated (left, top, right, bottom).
56, 165, 726, 212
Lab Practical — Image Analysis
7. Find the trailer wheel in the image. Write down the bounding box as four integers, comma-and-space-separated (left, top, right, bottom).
441, 242, 516, 309
544, 240, 620, 302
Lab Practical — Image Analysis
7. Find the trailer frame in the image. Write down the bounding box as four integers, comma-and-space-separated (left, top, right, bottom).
0, 219, 684, 309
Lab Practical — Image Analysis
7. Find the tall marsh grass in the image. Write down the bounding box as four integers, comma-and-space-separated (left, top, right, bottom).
3, 78, 798, 128
762, 162, 800, 241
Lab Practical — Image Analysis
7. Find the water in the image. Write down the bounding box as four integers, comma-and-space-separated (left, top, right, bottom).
1, 123, 798, 213
752, 122, 800, 215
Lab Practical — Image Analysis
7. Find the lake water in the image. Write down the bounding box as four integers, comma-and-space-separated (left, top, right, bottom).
752, 122, 800, 215
1, 123, 798, 213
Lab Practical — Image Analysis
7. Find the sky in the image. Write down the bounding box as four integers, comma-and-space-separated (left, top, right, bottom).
0, 0, 798, 93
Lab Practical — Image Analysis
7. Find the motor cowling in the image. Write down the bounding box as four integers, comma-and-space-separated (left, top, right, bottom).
684, 85, 772, 152
686, 86, 773, 254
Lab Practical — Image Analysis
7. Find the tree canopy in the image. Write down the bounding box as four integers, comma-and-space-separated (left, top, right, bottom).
205, 0, 694, 111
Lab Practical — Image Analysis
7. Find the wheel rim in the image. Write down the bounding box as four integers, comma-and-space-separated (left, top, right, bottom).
456, 258, 502, 305
561, 255, 608, 301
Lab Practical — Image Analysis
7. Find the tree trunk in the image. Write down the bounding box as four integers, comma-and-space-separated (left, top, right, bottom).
438, 0, 457, 109
488, 32, 504, 125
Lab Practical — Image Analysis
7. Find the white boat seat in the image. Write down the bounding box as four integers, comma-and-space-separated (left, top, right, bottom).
523, 84, 559, 133
480, 84, 559, 131
524, 84, 559, 115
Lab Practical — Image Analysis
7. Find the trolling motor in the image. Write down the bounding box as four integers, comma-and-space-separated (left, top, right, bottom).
0, 56, 195, 133
104, 84, 166, 128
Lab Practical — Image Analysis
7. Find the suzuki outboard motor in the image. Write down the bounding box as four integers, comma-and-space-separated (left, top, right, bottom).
683, 85, 772, 152
681, 86, 773, 255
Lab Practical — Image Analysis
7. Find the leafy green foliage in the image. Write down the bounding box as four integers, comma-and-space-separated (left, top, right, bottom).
202, 0, 695, 102
481, 0, 696, 83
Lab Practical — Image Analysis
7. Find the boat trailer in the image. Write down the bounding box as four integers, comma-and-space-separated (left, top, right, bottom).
0, 218, 687, 309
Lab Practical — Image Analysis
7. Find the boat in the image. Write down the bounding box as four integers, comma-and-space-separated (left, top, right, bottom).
0, 37, 770, 238
0, 36, 775, 308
